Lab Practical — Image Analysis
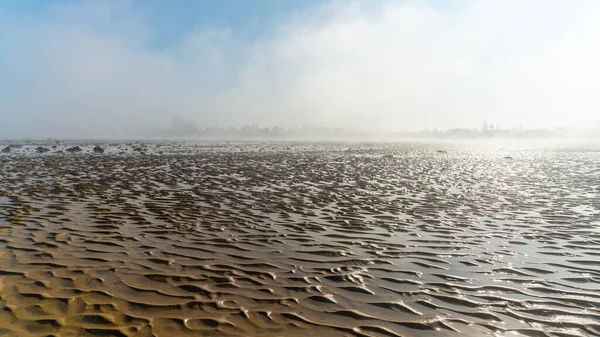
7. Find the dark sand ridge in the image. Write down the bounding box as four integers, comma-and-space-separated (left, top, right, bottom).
0, 141, 599, 337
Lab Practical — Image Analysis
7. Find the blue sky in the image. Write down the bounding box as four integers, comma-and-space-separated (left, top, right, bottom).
1, 0, 599, 138
2, 0, 324, 48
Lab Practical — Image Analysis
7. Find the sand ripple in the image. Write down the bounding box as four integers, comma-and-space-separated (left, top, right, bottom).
0, 141, 599, 336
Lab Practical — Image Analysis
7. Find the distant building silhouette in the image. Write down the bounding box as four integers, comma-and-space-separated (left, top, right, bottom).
481, 119, 489, 133
142, 116, 595, 140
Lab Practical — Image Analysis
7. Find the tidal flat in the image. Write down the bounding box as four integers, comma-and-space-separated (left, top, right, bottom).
0, 140, 599, 337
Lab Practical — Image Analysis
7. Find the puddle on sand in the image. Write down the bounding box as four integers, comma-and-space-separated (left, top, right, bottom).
0, 141, 599, 337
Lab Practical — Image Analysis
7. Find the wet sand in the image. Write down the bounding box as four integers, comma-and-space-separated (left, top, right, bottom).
1, 141, 599, 337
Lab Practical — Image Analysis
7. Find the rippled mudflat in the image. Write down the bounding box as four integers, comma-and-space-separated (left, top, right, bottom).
1, 140, 599, 337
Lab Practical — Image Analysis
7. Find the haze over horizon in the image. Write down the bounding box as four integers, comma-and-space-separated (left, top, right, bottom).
1, 0, 600, 138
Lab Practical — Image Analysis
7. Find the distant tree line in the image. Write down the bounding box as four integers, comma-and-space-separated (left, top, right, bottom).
146, 117, 597, 140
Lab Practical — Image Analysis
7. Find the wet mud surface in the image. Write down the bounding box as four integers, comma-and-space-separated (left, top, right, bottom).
1, 141, 599, 337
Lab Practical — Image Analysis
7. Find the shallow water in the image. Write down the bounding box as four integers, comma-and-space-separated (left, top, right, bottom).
0, 141, 599, 337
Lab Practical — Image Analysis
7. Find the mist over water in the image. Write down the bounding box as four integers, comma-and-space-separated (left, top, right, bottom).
1, 1, 600, 337
1, 0, 600, 138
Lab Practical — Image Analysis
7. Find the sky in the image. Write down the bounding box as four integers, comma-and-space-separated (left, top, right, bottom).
1, 0, 600, 138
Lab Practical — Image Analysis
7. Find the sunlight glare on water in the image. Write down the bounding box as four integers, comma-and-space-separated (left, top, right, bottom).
0, 140, 599, 337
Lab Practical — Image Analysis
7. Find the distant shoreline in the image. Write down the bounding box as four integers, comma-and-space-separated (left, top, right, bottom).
2, 136, 600, 144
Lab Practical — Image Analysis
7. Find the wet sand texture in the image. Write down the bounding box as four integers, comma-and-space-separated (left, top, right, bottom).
0, 141, 599, 336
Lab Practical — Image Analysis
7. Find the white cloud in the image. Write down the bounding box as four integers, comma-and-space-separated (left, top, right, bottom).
1, 0, 600, 138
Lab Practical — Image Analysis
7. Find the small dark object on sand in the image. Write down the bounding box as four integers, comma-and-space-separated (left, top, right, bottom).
437, 150, 448, 154
93, 146, 105, 154
36, 146, 50, 153
1, 146, 10, 153
383, 154, 394, 159
504, 156, 514, 160
66, 146, 82, 153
